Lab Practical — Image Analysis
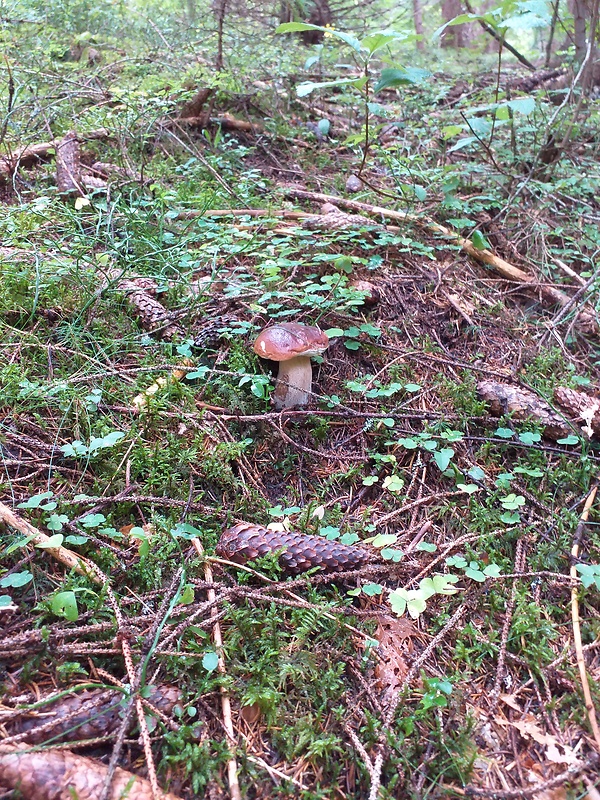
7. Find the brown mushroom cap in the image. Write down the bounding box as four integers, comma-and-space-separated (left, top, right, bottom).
253, 323, 329, 361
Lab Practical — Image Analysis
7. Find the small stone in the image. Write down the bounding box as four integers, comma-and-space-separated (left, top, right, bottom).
345, 174, 363, 193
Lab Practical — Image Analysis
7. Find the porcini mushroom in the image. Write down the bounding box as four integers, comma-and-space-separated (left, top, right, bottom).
253, 322, 329, 410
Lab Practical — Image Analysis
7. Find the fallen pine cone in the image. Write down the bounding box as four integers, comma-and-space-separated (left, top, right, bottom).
0, 743, 182, 800
216, 522, 373, 574
6, 684, 181, 745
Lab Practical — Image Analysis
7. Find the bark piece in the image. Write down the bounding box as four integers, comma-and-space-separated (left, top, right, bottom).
7, 685, 181, 745
88, 161, 140, 181
554, 386, 600, 437
0, 743, 182, 800
181, 87, 213, 120
0, 129, 109, 183
81, 175, 108, 190
302, 203, 380, 231
477, 380, 571, 440
216, 522, 373, 574
55, 131, 82, 196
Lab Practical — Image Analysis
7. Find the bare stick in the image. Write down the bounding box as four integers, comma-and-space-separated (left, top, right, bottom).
191, 538, 242, 800
282, 188, 598, 333
0, 129, 110, 182
463, 0, 536, 69
489, 539, 525, 714
570, 486, 600, 752
0, 502, 101, 585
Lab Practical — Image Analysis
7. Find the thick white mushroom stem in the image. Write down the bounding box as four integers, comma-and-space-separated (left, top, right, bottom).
273, 356, 313, 409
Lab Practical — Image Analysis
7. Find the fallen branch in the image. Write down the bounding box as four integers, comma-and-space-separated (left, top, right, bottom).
0, 743, 182, 800
282, 188, 598, 334
0, 502, 101, 585
0, 128, 110, 182
191, 537, 242, 800
570, 486, 600, 752
173, 113, 262, 134
173, 207, 318, 221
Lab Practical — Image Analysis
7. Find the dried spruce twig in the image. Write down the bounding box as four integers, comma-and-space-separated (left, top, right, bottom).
570, 486, 600, 752
191, 536, 242, 800
0, 502, 101, 585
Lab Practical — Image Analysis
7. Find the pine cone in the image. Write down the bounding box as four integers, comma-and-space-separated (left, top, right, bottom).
9, 685, 181, 744
216, 522, 372, 574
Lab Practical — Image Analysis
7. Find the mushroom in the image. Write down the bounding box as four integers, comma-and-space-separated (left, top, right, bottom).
253, 322, 329, 410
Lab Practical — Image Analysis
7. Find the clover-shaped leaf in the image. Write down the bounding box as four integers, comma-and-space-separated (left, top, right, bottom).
500, 494, 525, 510
371, 533, 398, 548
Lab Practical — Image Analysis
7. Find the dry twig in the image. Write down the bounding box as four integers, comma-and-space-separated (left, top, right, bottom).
570, 486, 600, 752
191, 537, 242, 800
282, 188, 598, 334
0, 502, 101, 585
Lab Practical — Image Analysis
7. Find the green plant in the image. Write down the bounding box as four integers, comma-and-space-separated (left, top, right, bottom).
276, 22, 427, 172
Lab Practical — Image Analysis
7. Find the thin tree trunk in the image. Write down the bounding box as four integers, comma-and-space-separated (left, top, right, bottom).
572, 0, 589, 62
413, 0, 425, 49
545, 0, 560, 66
186, 0, 196, 21
441, 0, 467, 47
215, 0, 229, 71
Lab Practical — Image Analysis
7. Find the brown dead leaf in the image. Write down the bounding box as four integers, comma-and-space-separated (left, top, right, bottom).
499, 694, 523, 712
121, 523, 155, 555
374, 617, 415, 701
496, 715, 582, 766
240, 703, 261, 726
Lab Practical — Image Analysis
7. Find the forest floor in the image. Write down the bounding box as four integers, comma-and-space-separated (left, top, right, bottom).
1, 12, 600, 800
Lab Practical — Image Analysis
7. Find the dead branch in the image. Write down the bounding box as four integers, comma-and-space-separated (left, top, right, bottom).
191, 537, 242, 800
180, 86, 214, 120
570, 486, 600, 752
0, 129, 110, 182
174, 113, 263, 134
282, 188, 599, 334
0, 743, 182, 800
0, 502, 101, 585
463, 0, 536, 70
